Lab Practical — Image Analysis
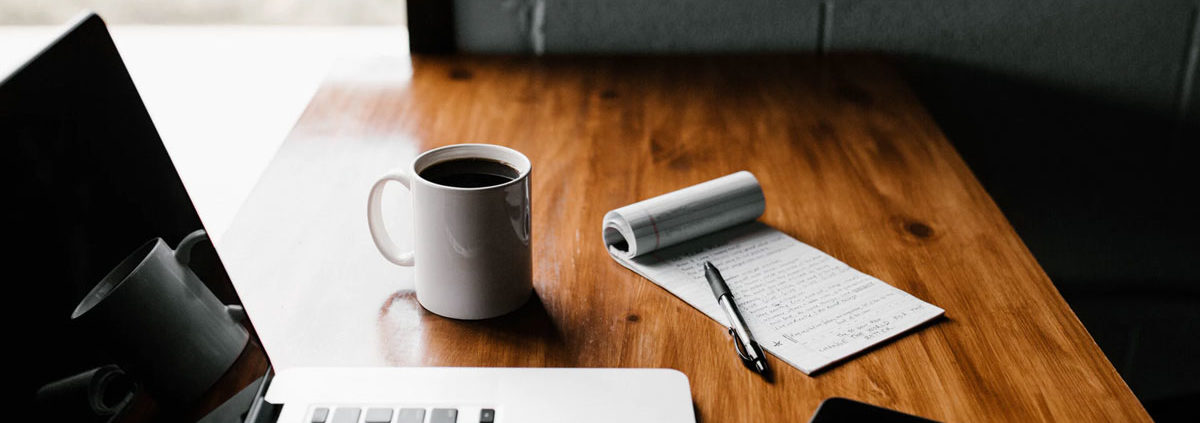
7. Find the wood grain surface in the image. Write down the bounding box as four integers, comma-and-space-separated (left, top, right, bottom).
219, 54, 1149, 422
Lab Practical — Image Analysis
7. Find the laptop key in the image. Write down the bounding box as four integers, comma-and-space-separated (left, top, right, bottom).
311, 407, 330, 423
396, 408, 426, 423
365, 408, 394, 423
331, 407, 361, 423
479, 408, 496, 423
430, 408, 458, 423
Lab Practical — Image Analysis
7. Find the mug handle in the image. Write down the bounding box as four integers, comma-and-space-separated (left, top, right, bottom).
174, 229, 208, 266
173, 229, 248, 323
367, 170, 416, 266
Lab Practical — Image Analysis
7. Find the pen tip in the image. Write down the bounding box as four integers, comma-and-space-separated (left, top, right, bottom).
704, 261, 714, 269
755, 360, 768, 374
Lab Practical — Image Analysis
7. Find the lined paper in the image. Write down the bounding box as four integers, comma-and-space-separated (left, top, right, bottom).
612, 222, 943, 373
604, 172, 943, 374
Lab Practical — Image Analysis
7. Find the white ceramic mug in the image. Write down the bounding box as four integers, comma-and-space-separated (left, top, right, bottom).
367, 144, 533, 320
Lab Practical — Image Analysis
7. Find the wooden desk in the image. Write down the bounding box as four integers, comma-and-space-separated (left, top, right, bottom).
220, 54, 1149, 422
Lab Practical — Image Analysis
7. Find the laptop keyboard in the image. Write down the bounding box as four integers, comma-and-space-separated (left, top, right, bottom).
309, 406, 495, 423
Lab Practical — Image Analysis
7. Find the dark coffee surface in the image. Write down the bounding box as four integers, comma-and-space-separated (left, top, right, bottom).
419, 158, 519, 188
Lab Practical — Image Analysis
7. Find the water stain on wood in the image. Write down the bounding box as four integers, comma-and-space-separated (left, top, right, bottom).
649, 136, 667, 156
810, 119, 838, 141
837, 82, 874, 107
890, 214, 940, 244
668, 154, 692, 170
866, 125, 906, 167
907, 221, 934, 239
648, 136, 698, 170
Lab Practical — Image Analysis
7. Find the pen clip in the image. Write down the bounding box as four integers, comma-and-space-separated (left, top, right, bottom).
728, 327, 753, 362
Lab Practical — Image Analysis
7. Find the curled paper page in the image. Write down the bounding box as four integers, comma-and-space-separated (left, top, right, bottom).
602, 171, 944, 374
602, 171, 766, 259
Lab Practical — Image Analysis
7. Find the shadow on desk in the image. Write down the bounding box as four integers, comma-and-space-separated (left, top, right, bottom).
896, 56, 1200, 422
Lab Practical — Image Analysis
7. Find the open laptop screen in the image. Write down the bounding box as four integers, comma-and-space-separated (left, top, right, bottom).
4, 13, 268, 422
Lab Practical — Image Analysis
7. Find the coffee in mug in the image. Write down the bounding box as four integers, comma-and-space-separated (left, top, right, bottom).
418, 158, 520, 188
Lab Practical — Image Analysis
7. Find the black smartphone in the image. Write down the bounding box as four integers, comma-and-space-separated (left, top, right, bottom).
809, 397, 939, 423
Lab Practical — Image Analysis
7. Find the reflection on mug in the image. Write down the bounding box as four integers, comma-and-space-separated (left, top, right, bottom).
376, 289, 569, 367
70, 230, 248, 406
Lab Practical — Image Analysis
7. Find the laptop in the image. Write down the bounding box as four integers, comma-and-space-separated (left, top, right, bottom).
6, 12, 695, 423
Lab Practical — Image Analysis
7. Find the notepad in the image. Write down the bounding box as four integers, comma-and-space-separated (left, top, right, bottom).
603, 171, 945, 374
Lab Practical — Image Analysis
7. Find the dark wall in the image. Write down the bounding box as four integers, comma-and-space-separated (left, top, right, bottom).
453, 0, 1200, 125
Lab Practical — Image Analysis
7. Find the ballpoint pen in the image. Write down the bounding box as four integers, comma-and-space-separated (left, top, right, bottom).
704, 261, 770, 376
